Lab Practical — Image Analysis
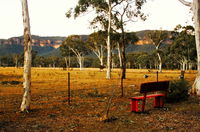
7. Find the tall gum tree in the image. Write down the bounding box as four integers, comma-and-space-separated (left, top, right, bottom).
170, 25, 196, 71
20, 0, 32, 112
112, 0, 146, 79
106, 0, 112, 79
178, 0, 200, 95
87, 31, 107, 66
66, 0, 129, 79
66, 0, 112, 79
61, 35, 88, 70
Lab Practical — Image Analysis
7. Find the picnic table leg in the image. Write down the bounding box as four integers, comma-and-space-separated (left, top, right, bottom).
154, 96, 165, 108
142, 94, 147, 112
154, 96, 160, 107
130, 99, 139, 112
142, 99, 146, 112
160, 96, 165, 107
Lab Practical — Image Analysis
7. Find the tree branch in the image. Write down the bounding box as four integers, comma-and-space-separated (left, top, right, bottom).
178, 0, 192, 7
112, 0, 123, 9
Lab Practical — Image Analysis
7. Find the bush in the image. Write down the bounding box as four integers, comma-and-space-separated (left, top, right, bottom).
166, 79, 191, 103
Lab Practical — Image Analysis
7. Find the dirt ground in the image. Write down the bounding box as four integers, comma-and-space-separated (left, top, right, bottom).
1, 67, 200, 132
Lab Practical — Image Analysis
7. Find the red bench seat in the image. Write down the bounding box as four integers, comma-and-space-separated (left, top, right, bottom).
129, 81, 169, 112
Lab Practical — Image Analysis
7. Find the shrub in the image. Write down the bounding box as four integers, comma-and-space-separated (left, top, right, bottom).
166, 79, 191, 103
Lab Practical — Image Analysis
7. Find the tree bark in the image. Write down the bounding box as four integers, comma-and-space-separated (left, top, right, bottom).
117, 43, 122, 67
121, 24, 126, 79
20, 0, 32, 112
192, 0, 200, 95
100, 45, 104, 66
70, 48, 84, 70
156, 47, 162, 72
106, 0, 112, 79
179, 0, 200, 95
78, 57, 84, 70
64, 57, 68, 68
92, 46, 104, 66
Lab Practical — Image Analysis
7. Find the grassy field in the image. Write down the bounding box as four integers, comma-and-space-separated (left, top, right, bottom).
0, 67, 200, 131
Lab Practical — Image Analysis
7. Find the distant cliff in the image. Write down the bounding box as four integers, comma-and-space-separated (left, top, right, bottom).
0, 30, 172, 48
135, 30, 173, 45
0, 35, 65, 49
0, 30, 172, 57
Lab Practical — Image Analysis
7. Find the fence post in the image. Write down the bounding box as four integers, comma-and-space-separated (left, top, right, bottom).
156, 71, 158, 82
68, 72, 70, 105
121, 76, 123, 97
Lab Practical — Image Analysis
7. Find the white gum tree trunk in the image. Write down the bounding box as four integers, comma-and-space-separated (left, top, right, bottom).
106, 0, 112, 79
92, 45, 104, 66
192, 0, 200, 95
20, 0, 32, 112
156, 46, 162, 72
78, 56, 84, 71
179, 0, 200, 95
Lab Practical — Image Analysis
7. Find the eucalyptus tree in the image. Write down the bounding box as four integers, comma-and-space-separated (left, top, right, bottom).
47, 56, 59, 68
136, 53, 149, 69
169, 25, 196, 71
66, 0, 145, 79
34, 56, 45, 67
178, 0, 200, 94
146, 30, 168, 72
112, 32, 138, 72
12, 54, 21, 68
61, 35, 89, 70
87, 31, 107, 66
112, 0, 146, 79
20, 0, 32, 112
66, 0, 113, 79
60, 42, 74, 69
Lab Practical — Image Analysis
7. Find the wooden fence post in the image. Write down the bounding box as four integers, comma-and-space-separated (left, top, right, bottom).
68, 72, 70, 105
156, 71, 158, 82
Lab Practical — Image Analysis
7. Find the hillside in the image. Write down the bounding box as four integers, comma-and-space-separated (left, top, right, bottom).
0, 30, 172, 57
0, 44, 56, 56
0, 35, 65, 48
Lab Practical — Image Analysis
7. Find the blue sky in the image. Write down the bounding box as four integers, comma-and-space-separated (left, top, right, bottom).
0, 0, 193, 39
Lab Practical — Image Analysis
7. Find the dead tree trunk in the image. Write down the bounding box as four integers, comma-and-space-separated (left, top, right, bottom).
20, 0, 32, 112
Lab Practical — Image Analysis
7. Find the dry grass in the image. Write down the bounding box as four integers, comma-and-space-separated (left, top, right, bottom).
0, 67, 199, 131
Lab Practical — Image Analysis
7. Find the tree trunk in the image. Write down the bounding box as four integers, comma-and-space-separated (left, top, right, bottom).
100, 45, 104, 66
78, 57, 84, 70
117, 43, 122, 68
192, 0, 200, 95
15, 57, 19, 68
64, 57, 68, 68
68, 55, 71, 69
106, 0, 111, 79
121, 24, 126, 79
182, 59, 187, 71
100, 57, 104, 66
156, 47, 162, 72
20, 0, 32, 112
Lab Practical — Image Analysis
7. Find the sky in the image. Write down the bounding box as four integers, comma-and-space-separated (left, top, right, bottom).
0, 0, 193, 39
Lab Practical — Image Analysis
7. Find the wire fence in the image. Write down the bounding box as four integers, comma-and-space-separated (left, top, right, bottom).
0, 67, 196, 112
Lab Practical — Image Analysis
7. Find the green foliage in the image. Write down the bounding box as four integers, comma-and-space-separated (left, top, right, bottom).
87, 31, 107, 51
67, 0, 146, 31
166, 80, 191, 103
61, 35, 89, 56
169, 25, 196, 65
